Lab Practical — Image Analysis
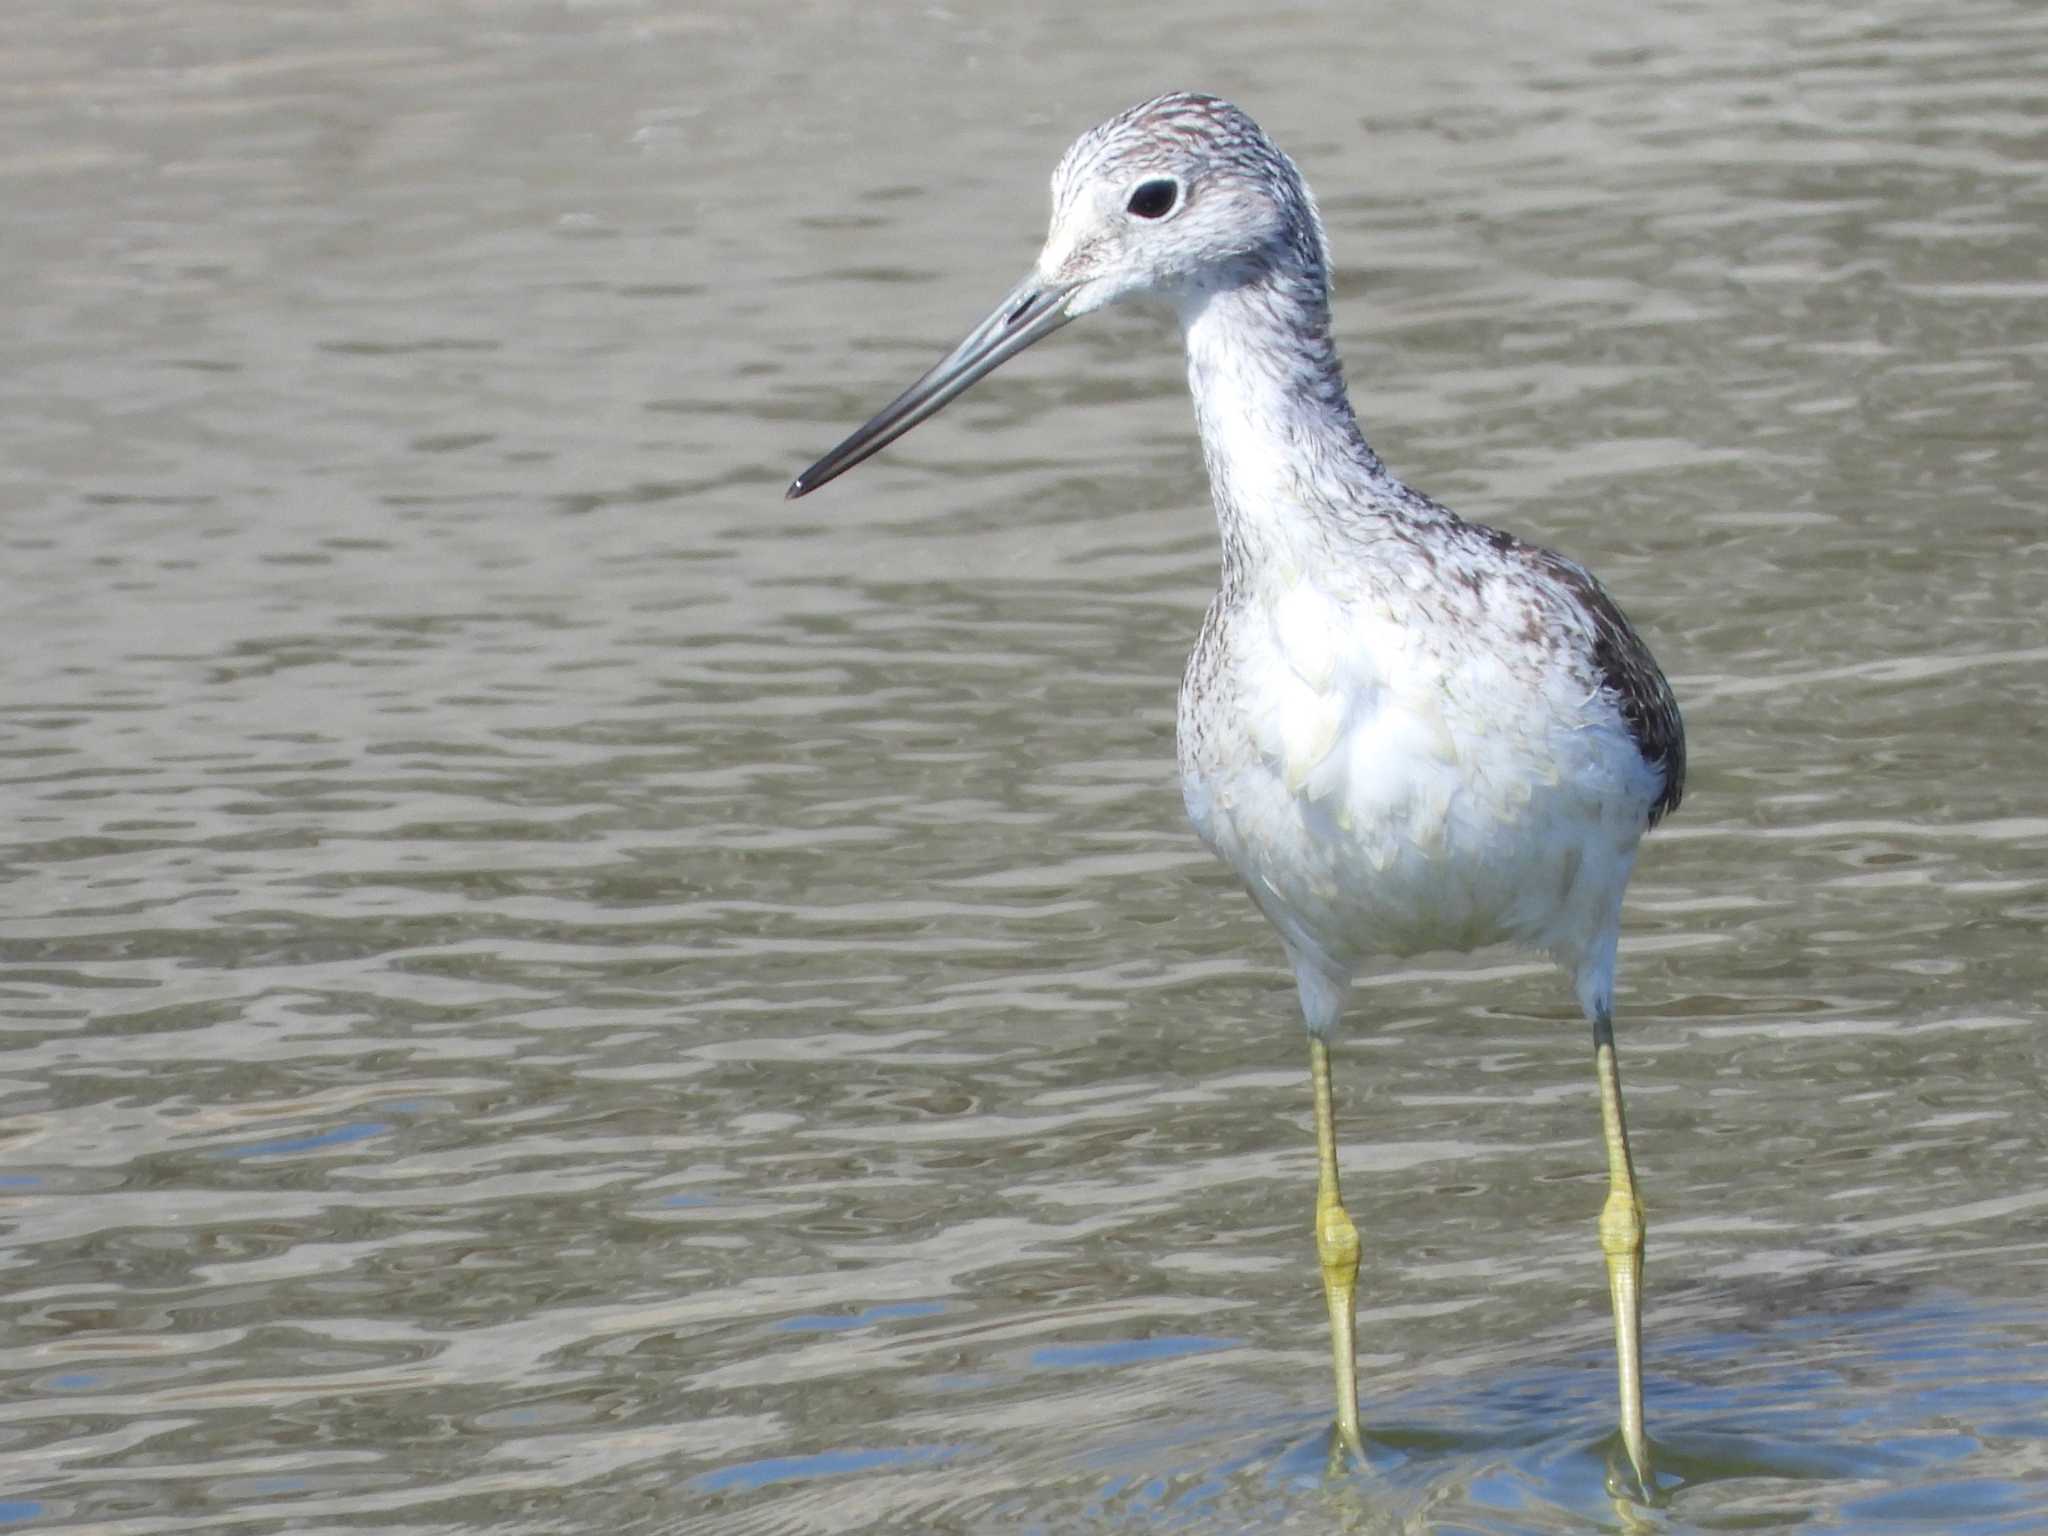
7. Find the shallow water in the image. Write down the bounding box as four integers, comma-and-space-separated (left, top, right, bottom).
3, 0, 2046, 1532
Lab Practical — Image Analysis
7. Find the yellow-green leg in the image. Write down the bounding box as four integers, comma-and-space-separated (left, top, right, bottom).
1309, 1035, 1365, 1460
1593, 1012, 1653, 1494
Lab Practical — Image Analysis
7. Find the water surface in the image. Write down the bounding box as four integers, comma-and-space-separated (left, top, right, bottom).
3, 0, 2046, 1532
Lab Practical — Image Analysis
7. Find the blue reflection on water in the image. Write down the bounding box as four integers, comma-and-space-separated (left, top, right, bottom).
693, 1444, 959, 1495
1029, 1336, 1236, 1370
697, 1291, 2048, 1532
209, 1121, 390, 1159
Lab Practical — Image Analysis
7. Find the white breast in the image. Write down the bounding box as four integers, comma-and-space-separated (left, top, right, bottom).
1179, 565, 1657, 985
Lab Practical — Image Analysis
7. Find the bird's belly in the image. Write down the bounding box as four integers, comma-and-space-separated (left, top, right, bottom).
1180, 697, 1647, 975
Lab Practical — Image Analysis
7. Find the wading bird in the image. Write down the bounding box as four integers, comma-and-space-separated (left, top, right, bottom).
788, 91, 1684, 1497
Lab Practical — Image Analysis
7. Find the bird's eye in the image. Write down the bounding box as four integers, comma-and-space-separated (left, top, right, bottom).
1125, 178, 1180, 220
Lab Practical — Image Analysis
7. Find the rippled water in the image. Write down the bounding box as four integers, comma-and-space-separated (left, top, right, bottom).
4, 1, 2046, 1532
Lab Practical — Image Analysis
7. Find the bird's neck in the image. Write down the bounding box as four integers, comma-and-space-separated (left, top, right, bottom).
1176, 272, 1397, 578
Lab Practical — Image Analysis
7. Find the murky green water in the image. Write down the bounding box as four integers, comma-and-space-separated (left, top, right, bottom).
4, 1, 2045, 1532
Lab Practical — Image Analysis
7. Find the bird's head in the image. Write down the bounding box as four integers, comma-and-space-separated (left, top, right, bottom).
1039, 91, 1330, 318
788, 91, 1325, 498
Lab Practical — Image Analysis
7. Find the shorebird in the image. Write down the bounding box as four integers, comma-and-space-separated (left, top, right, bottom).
787, 91, 1684, 1497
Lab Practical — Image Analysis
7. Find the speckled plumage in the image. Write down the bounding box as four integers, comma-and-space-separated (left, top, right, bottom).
789, 87, 1684, 1032
791, 90, 1683, 1030
788, 89, 1683, 1491
1051, 93, 1686, 1033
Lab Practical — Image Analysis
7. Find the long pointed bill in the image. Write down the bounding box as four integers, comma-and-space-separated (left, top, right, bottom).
787, 274, 1078, 499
